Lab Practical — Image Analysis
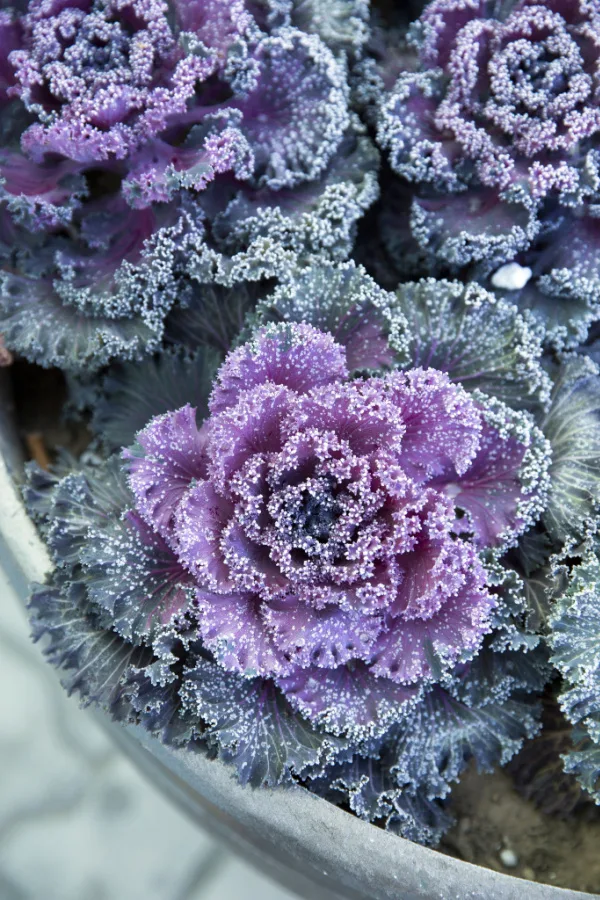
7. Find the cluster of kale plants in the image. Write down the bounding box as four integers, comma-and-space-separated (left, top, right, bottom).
2, 0, 600, 845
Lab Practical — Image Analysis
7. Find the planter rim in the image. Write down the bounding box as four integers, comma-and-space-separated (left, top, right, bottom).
0, 387, 597, 900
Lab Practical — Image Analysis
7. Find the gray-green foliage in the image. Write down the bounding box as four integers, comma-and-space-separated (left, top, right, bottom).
541, 357, 600, 547
391, 279, 551, 414
549, 541, 600, 803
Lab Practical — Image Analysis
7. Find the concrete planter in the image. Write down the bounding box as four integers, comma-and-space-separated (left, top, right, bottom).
0, 374, 596, 900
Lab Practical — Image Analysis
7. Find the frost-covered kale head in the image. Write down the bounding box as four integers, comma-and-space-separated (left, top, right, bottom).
0, 0, 378, 370
376, 0, 600, 346
25, 268, 560, 840
9, 0, 351, 194
120, 315, 551, 739
128, 324, 508, 735
380, 0, 600, 206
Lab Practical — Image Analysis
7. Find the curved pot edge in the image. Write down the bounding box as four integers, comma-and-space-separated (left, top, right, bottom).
0, 398, 596, 900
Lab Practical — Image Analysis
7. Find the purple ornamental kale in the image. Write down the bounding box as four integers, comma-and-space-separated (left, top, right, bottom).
380, 0, 600, 205
124, 323, 543, 738
10, 0, 243, 166
7, 0, 349, 202
376, 0, 600, 295
0, 0, 372, 369
375, 0, 600, 345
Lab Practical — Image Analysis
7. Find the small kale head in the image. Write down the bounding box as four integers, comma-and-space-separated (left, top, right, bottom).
376, 0, 600, 347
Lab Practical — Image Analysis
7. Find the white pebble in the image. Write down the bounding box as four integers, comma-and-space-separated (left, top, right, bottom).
491, 262, 533, 291
500, 848, 519, 868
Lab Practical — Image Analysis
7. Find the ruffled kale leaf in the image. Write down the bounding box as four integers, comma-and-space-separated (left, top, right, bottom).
409, 188, 539, 274
309, 645, 547, 840
29, 574, 153, 714
550, 543, 600, 722
549, 541, 600, 802
181, 660, 347, 787
541, 357, 600, 546
26, 453, 195, 643
40, 458, 131, 567
310, 754, 453, 845
258, 0, 370, 62
286, 0, 370, 60
562, 733, 600, 804
122, 669, 203, 747
211, 122, 380, 266
165, 283, 265, 356
386, 790, 454, 845
507, 533, 569, 634
91, 347, 221, 452
483, 214, 600, 351
390, 667, 545, 801
0, 266, 168, 371
429, 390, 551, 558
22, 463, 63, 532
250, 259, 405, 371
391, 279, 551, 414
81, 512, 194, 643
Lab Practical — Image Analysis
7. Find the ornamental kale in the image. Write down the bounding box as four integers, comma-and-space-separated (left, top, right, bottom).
128, 324, 512, 733
0, 0, 377, 370
27, 267, 562, 841
376, 0, 600, 347
381, 0, 600, 205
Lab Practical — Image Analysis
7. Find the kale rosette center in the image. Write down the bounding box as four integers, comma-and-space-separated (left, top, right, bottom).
473, 6, 595, 160
9, 0, 224, 163
380, 0, 600, 202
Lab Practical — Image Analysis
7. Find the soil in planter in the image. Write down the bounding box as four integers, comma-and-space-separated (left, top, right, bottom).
10, 361, 91, 465
441, 765, 600, 895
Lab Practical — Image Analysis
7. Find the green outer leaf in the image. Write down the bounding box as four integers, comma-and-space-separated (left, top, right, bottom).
311, 755, 453, 846
0, 270, 166, 372
549, 541, 600, 802
562, 731, 600, 803
542, 356, 600, 545
92, 347, 221, 452
165, 283, 263, 356
33, 457, 131, 568
250, 259, 407, 370
392, 279, 551, 413
550, 542, 600, 678
81, 513, 194, 643
505, 531, 569, 633
390, 687, 542, 801
29, 575, 153, 713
